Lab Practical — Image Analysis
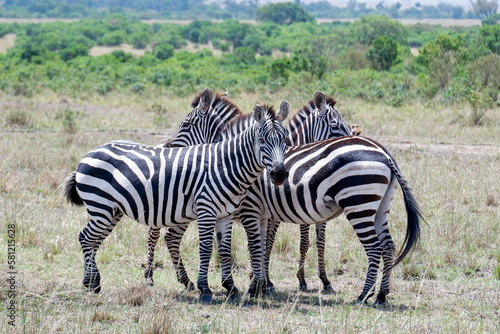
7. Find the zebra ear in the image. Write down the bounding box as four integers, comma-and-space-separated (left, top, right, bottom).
313, 90, 327, 113
253, 104, 266, 124
198, 87, 213, 113
277, 100, 289, 121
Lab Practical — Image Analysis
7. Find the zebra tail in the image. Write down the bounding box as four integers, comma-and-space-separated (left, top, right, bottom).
63, 171, 84, 206
390, 160, 425, 267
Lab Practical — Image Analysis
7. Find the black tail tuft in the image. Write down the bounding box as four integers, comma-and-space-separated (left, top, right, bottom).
63, 171, 84, 206
390, 160, 426, 267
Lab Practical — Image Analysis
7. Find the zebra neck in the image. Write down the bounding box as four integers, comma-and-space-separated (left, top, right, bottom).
287, 119, 314, 146
213, 126, 262, 189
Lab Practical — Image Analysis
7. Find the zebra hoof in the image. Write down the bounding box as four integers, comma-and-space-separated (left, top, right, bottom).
185, 281, 195, 291
227, 290, 240, 302
199, 293, 213, 304
354, 293, 372, 305
263, 286, 276, 296
374, 289, 389, 306
145, 277, 154, 287
321, 285, 335, 295
298, 284, 308, 292
83, 272, 101, 293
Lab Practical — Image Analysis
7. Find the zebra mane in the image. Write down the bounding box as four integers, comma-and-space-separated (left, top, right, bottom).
217, 104, 278, 140
287, 95, 337, 127
191, 91, 243, 121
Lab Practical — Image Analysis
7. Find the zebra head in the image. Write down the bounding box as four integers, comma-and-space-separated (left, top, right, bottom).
161, 87, 241, 148
309, 90, 352, 141
253, 102, 289, 186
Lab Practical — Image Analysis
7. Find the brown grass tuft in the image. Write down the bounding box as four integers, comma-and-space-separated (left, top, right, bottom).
118, 285, 153, 306
92, 310, 116, 323
486, 194, 498, 207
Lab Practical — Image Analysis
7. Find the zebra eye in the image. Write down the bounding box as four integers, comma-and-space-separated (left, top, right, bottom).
259, 137, 265, 143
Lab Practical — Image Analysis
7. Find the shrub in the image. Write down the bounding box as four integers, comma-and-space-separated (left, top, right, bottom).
154, 44, 174, 61
59, 43, 88, 61
101, 30, 126, 46
367, 36, 399, 71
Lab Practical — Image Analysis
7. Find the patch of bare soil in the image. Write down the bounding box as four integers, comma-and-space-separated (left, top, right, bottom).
375, 135, 500, 157
0, 33, 15, 53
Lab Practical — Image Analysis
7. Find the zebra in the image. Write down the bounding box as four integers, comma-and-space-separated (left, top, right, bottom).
241, 135, 423, 304
152, 90, 423, 304
63, 87, 289, 303
150, 90, 356, 294
144, 89, 244, 288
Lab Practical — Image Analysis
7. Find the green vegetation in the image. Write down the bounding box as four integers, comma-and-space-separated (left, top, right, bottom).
255, 2, 314, 25
0, 16, 499, 112
0, 0, 484, 20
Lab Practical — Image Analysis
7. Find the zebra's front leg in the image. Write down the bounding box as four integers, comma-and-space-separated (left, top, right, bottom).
144, 227, 161, 286
164, 224, 194, 290
240, 213, 266, 298
197, 217, 217, 303
297, 224, 310, 292
215, 215, 239, 299
263, 220, 280, 294
316, 223, 334, 293
79, 212, 122, 293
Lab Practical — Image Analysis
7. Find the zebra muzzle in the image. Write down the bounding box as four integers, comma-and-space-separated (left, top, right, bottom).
270, 161, 288, 186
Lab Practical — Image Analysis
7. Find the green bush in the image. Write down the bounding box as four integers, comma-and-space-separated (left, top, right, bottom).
154, 44, 174, 61
59, 43, 88, 61
101, 30, 126, 46
367, 36, 399, 71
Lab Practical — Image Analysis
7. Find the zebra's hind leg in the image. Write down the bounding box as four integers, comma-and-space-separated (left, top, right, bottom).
373, 180, 398, 306
375, 238, 395, 306
79, 212, 123, 293
196, 216, 217, 303
315, 223, 334, 293
144, 227, 161, 286
351, 222, 383, 304
164, 224, 194, 291
297, 224, 310, 292
215, 215, 239, 299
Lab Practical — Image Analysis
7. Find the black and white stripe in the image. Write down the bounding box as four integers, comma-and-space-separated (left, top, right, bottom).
64, 88, 289, 302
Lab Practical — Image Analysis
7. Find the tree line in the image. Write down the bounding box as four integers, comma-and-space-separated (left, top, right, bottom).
0, 15, 499, 122
0, 0, 494, 20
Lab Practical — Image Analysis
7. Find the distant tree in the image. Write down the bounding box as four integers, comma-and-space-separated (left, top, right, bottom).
469, 0, 499, 19
233, 46, 255, 64
59, 42, 88, 61
290, 39, 331, 79
255, 2, 314, 25
129, 31, 151, 49
353, 15, 409, 45
482, 12, 500, 25
154, 44, 174, 61
366, 36, 399, 71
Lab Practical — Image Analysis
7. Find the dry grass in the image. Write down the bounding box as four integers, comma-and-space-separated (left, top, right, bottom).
0, 90, 499, 332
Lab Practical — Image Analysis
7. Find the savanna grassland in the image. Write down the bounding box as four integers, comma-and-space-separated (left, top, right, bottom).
0, 9, 500, 333
0, 89, 499, 333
